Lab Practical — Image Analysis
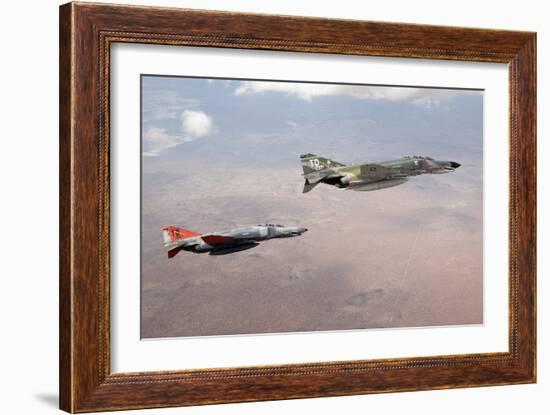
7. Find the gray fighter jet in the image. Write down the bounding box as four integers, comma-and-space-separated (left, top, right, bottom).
300, 153, 461, 193
162, 224, 307, 257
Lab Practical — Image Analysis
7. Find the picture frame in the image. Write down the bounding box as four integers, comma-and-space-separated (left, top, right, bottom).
59, 2, 536, 412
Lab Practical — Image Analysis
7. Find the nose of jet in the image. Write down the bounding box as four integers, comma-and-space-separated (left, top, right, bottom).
449, 161, 461, 169
288, 227, 307, 237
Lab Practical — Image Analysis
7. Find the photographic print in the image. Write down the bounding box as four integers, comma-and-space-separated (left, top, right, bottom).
59, 5, 537, 410
140, 75, 483, 339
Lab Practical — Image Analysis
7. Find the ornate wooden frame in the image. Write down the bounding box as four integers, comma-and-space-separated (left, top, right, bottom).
59, 2, 536, 412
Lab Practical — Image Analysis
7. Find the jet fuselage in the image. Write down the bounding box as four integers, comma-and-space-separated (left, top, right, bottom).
162, 224, 307, 257
300, 153, 460, 193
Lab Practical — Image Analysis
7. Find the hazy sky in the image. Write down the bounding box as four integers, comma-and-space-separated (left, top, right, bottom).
140, 75, 483, 338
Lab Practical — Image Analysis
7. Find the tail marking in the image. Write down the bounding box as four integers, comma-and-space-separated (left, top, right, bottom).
162, 225, 201, 248
162, 226, 202, 258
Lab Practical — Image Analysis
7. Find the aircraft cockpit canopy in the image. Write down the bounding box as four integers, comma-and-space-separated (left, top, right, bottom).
404, 155, 434, 160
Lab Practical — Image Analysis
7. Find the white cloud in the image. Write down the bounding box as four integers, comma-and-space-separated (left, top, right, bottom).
143, 111, 213, 157
142, 127, 183, 157
234, 81, 480, 105
181, 110, 213, 138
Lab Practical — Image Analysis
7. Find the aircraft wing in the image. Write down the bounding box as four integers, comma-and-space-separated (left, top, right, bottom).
359, 164, 407, 181
201, 234, 239, 246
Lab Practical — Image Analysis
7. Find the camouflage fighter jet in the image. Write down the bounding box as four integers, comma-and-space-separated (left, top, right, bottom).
162, 224, 308, 257
300, 153, 461, 193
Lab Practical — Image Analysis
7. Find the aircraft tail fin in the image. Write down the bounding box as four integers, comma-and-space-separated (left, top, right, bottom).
300, 153, 346, 176
300, 153, 346, 188
162, 226, 201, 246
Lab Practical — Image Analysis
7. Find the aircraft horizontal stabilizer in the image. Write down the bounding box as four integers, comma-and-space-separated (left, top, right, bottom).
302, 179, 320, 193
167, 246, 182, 258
